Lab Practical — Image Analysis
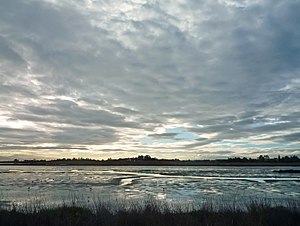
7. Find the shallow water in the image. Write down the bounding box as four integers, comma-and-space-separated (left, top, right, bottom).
0, 165, 299, 207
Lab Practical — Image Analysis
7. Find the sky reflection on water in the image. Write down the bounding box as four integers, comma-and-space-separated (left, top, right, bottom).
0, 165, 299, 207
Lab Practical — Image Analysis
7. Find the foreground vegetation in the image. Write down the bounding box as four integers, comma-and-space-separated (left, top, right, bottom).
0, 199, 299, 226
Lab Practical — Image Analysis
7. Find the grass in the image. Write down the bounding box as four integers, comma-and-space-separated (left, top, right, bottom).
0, 197, 299, 226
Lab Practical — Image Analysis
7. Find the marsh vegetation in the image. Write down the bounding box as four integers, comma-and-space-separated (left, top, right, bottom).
0, 197, 299, 226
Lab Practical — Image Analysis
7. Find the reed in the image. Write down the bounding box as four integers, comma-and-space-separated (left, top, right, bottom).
0, 196, 299, 226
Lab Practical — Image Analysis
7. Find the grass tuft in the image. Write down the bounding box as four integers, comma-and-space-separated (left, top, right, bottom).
0, 198, 299, 226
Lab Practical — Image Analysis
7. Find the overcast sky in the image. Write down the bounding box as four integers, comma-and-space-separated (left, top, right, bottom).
0, 0, 300, 160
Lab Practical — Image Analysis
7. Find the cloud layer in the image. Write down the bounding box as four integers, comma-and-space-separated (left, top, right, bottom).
0, 0, 300, 160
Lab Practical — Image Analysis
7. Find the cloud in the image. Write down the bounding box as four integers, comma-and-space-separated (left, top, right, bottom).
0, 145, 88, 151
0, 0, 300, 159
266, 132, 300, 143
16, 99, 140, 128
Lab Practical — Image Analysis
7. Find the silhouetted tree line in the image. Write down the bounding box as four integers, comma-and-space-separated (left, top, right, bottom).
220, 155, 300, 163
105, 155, 180, 162
7, 155, 299, 165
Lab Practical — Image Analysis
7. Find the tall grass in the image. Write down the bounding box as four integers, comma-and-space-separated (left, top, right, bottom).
0, 196, 299, 226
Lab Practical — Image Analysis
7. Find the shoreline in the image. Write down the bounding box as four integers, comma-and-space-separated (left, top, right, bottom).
1, 155, 300, 167
1, 162, 300, 166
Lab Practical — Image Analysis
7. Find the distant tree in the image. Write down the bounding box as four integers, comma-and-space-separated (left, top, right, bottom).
264, 155, 270, 160
144, 155, 152, 160
137, 155, 144, 160
258, 155, 265, 161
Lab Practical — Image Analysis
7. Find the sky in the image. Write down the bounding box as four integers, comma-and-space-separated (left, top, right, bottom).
0, 0, 300, 160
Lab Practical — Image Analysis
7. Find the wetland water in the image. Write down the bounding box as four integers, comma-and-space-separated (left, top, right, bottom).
0, 165, 299, 207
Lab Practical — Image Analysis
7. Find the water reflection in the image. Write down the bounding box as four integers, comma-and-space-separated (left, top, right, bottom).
0, 165, 299, 207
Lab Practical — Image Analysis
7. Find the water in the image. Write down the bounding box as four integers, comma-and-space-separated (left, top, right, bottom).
0, 165, 299, 207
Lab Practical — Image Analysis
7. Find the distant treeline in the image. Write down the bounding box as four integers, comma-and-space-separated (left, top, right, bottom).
220, 155, 300, 163
4, 154, 299, 166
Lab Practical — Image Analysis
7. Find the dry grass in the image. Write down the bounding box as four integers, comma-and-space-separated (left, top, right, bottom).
0, 197, 299, 226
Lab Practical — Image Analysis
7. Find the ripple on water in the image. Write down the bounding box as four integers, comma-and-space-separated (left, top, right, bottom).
1, 165, 300, 206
